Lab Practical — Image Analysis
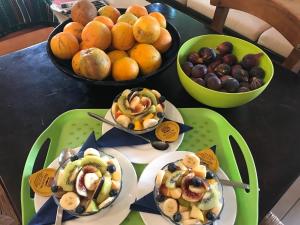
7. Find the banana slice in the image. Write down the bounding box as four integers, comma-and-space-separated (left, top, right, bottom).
182, 153, 200, 169
155, 170, 165, 188
188, 185, 206, 194
60, 192, 80, 211
111, 180, 121, 190
162, 198, 178, 218
84, 173, 100, 191
84, 148, 100, 157
98, 196, 114, 209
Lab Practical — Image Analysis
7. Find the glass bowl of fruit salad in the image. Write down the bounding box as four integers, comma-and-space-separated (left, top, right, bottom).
111, 88, 166, 134
154, 153, 224, 225
51, 148, 122, 216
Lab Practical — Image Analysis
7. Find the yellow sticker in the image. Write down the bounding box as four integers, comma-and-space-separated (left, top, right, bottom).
155, 121, 180, 142
196, 147, 219, 172
29, 168, 56, 197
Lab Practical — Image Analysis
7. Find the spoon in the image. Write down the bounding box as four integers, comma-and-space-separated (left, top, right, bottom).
87, 112, 169, 151
55, 149, 76, 225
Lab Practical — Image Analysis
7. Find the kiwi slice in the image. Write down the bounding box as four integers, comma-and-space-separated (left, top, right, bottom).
117, 95, 131, 116
197, 188, 220, 210
81, 155, 107, 174
178, 197, 191, 208
60, 160, 81, 192
166, 170, 185, 189
96, 173, 112, 204
139, 89, 158, 105
86, 200, 98, 213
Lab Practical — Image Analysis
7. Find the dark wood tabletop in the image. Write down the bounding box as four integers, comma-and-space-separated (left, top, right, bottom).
0, 2, 299, 223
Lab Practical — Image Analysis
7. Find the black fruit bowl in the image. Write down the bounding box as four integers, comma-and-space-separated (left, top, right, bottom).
46, 8, 181, 86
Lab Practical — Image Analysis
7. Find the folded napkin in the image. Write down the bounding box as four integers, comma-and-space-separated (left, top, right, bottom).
97, 119, 193, 148
28, 132, 99, 225
129, 191, 160, 215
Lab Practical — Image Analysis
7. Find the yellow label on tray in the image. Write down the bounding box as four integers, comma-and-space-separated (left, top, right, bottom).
155, 121, 180, 142
196, 147, 219, 172
29, 168, 56, 197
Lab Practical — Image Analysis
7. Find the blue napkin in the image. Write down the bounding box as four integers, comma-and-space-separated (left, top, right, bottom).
97, 119, 193, 148
28, 132, 99, 225
129, 191, 160, 214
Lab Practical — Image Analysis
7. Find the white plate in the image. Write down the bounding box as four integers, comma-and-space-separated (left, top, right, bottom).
34, 148, 137, 225
102, 100, 185, 164
137, 151, 237, 225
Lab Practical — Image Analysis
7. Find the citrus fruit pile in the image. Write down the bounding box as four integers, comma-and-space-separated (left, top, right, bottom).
50, 0, 173, 81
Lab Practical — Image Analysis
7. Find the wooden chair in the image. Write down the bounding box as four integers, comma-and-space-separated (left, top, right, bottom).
210, 0, 300, 73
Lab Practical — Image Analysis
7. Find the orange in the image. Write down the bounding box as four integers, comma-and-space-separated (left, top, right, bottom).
153, 27, 172, 53
149, 12, 166, 28
126, 4, 148, 18
50, 32, 79, 60
79, 41, 90, 50
117, 12, 138, 26
79, 48, 111, 80
81, 21, 111, 50
133, 15, 161, 44
63, 22, 84, 41
111, 22, 135, 51
93, 16, 114, 30
107, 50, 128, 64
129, 43, 161, 75
112, 57, 139, 81
98, 5, 121, 23
72, 51, 82, 75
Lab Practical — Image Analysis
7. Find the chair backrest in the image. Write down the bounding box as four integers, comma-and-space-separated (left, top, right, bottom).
210, 0, 300, 73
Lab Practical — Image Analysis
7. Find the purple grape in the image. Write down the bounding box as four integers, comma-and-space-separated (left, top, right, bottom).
192, 77, 206, 86
207, 59, 222, 73
232, 68, 249, 82
187, 52, 203, 65
249, 66, 265, 79
204, 72, 218, 82
207, 76, 222, 90
216, 41, 233, 55
222, 54, 237, 65
223, 78, 239, 93
182, 61, 193, 76
199, 47, 217, 64
241, 53, 263, 70
215, 63, 231, 76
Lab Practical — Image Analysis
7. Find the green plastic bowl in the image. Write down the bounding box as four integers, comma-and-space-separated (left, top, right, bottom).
177, 35, 274, 108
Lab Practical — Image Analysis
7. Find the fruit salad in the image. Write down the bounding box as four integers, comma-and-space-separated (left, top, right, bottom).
111, 88, 165, 133
51, 148, 122, 216
154, 153, 223, 225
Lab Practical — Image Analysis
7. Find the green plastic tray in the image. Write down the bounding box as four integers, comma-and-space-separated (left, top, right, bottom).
21, 108, 258, 225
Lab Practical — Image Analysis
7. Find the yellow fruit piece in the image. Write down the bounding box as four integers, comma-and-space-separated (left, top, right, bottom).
129, 43, 162, 75
143, 113, 154, 121
196, 147, 220, 172
155, 121, 180, 142
112, 57, 139, 81
112, 171, 121, 181
134, 120, 143, 130
192, 165, 207, 179
190, 205, 204, 222
181, 211, 190, 220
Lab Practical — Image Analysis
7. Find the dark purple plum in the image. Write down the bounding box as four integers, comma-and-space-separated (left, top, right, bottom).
223, 78, 239, 93
220, 75, 233, 85
215, 63, 231, 76
204, 72, 218, 82
238, 87, 250, 92
181, 61, 194, 76
207, 59, 222, 73
241, 53, 263, 70
249, 66, 265, 79
191, 64, 208, 78
232, 68, 249, 82
231, 64, 242, 76
207, 76, 222, 90
222, 54, 237, 65
192, 77, 206, 86
187, 52, 203, 65
216, 41, 233, 55
199, 47, 217, 64
250, 77, 263, 90
239, 81, 250, 89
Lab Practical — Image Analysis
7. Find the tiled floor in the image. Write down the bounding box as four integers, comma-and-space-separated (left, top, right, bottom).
0, 27, 54, 56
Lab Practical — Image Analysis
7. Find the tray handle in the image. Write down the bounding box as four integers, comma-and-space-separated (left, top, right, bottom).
225, 126, 259, 225
20, 129, 54, 225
